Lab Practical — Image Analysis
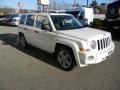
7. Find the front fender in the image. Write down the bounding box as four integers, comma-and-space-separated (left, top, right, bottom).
54, 38, 82, 67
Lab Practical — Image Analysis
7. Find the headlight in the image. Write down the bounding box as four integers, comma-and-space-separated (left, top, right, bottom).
90, 40, 96, 49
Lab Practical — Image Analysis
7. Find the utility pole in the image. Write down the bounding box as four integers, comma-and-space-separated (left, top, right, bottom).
87, 0, 89, 7
18, 0, 23, 14
73, 0, 77, 7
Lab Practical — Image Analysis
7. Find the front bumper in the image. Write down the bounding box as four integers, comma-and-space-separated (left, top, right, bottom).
79, 42, 115, 65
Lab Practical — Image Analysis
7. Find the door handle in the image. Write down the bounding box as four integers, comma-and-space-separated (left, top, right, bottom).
34, 30, 39, 33
24, 28, 28, 31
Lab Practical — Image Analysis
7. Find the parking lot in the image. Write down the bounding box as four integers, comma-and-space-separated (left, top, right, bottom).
0, 26, 120, 90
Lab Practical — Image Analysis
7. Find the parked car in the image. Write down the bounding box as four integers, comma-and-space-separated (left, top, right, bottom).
6, 14, 20, 25
18, 13, 115, 70
0, 15, 6, 21
0, 15, 6, 24
11, 16, 20, 26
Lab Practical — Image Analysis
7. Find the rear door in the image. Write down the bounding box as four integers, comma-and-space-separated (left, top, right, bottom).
24, 14, 36, 44
18, 15, 29, 41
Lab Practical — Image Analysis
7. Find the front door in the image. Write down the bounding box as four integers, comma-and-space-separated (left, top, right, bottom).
31, 15, 56, 53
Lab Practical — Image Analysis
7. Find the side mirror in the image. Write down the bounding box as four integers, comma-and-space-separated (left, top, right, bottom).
42, 23, 51, 31
41, 17, 51, 31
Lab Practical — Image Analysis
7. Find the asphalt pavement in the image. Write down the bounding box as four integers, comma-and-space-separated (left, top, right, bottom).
0, 26, 120, 90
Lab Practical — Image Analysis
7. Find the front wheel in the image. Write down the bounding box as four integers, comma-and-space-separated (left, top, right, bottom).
56, 47, 75, 71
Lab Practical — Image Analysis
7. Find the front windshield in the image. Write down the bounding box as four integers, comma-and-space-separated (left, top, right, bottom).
51, 15, 83, 30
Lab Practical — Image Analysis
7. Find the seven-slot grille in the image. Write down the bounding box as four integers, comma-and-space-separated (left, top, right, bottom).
97, 37, 111, 51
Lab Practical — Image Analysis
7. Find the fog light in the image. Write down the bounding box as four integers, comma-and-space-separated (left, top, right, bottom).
87, 56, 94, 60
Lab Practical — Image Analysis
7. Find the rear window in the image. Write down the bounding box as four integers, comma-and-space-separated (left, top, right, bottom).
20, 15, 26, 24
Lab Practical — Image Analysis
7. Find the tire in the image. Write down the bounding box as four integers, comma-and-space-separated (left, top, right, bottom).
56, 47, 75, 71
19, 34, 28, 49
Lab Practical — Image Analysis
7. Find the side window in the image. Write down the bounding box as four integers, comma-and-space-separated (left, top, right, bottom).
20, 15, 26, 24
36, 15, 50, 30
26, 15, 35, 26
36, 15, 43, 28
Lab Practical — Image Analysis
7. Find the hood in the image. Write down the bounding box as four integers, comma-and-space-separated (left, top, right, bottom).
57, 27, 109, 40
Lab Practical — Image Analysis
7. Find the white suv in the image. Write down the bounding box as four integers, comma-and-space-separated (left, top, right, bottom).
17, 13, 115, 70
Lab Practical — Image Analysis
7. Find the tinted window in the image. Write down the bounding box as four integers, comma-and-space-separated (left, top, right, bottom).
26, 15, 35, 26
20, 15, 26, 24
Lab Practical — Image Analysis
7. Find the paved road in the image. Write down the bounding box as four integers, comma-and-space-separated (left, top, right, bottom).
0, 26, 120, 90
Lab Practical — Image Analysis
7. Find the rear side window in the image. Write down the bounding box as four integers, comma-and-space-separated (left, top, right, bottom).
26, 15, 35, 26
20, 15, 26, 24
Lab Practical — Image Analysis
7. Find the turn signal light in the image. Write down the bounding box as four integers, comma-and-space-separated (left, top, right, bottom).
80, 48, 85, 52
80, 48, 89, 52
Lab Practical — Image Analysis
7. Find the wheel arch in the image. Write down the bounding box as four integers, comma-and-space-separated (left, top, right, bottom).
18, 32, 24, 37
54, 40, 81, 67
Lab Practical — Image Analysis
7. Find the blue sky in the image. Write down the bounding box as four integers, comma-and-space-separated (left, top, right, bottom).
1, 0, 112, 10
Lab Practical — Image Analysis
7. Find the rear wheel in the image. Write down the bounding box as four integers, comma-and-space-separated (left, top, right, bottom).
19, 34, 28, 49
56, 47, 75, 71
